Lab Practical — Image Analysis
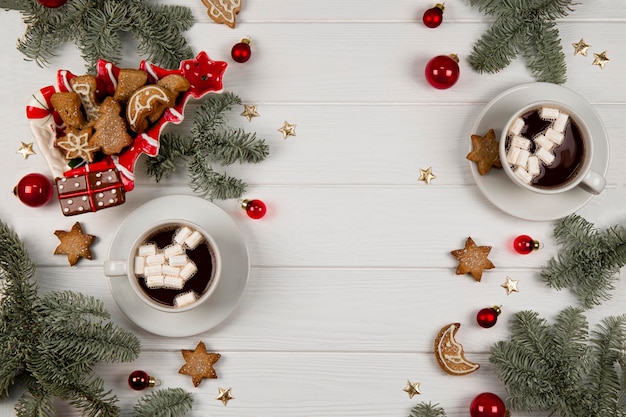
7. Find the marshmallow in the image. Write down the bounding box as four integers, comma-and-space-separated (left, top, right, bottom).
545, 128, 564, 146
173, 227, 192, 245
180, 261, 198, 281
162, 265, 181, 277
134, 256, 146, 275
145, 275, 165, 288
146, 253, 165, 266
516, 149, 530, 169
509, 118, 525, 136
534, 134, 553, 151
536, 147, 556, 165
174, 292, 197, 308
168, 254, 188, 267
540, 107, 560, 120
164, 276, 184, 290
510, 135, 531, 150
553, 113, 569, 133
506, 146, 522, 166
144, 264, 163, 276
527, 156, 541, 176
185, 231, 204, 250
138, 244, 157, 257
163, 244, 184, 259
514, 167, 533, 184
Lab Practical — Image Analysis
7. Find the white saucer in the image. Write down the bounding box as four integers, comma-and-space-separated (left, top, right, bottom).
106, 195, 249, 337
470, 82, 609, 221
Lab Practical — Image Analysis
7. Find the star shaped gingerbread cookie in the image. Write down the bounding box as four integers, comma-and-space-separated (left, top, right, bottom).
450, 237, 495, 282
179, 341, 221, 387
53, 222, 96, 266
467, 128, 502, 175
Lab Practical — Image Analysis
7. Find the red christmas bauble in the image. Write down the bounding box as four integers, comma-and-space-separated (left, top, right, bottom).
477, 306, 501, 328
470, 392, 507, 417
422, 4, 445, 28
13, 173, 53, 207
242, 199, 266, 219
231, 39, 252, 63
37, 0, 68, 7
128, 370, 156, 390
425, 54, 460, 89
513, 234, 540, 255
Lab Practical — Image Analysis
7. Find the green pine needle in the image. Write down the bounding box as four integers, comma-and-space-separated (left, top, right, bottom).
408, 402, 447, 417
468, 0, 575, 84
146, 92, 270, 200
132, 388, 194, 417
3, 0, 194, 72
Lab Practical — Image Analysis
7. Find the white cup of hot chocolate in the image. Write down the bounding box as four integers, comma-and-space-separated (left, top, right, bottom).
499, 101, 606, 195
103, 220, 221, 313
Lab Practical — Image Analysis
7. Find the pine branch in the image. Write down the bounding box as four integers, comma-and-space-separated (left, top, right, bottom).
132, 388, 194, 417
196, 128, 270, 166
14, 389, 55, 417
522, 20, 567, 84
188, 155, 247, 200
145, 133, 195, 182
408, 402, 447, 417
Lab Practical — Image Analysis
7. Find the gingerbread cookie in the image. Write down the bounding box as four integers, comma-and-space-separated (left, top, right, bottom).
434, 323, 480, 375
202, 0, 241, 28
158, 74, 191, 95
70, 75, 100, 121
56, 126, 98, 162
450, 237, 495, 282
179, 341, 221, 387
467, 128, 502, 175
113, 68, 148, 103
53, 222, 96, 266
50, 92, 88, 131
90, 97, 133, 155
126, 85, 176, 133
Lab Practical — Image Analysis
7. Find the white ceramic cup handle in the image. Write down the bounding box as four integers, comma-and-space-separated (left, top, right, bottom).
103, 260, 127, 276
579, 169, 606, 195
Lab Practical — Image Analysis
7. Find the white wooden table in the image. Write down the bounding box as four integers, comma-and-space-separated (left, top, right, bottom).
1, 1, 625, 416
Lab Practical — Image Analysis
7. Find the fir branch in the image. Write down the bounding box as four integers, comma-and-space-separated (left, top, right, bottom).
188, 154, 247, 200
408, 402, 447, 417
542, 214, 626, 309
145, 133, 195, 182
521, 20, 567, 84
14, 389, 55, 417
132, 388, 194, 417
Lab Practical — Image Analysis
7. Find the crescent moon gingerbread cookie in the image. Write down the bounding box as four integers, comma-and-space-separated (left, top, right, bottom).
434, 322, 480, 375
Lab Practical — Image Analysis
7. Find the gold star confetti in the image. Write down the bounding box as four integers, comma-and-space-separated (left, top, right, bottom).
592, 51, 610, 69
17, 141, 35, 159
402, 380, 421, 398
418, 167, 436, 184
572, 38, 590, 56
216, 387, 234, 405
501, 276, 519, 295
240, 104, 260, 122
278, 121, 297, 139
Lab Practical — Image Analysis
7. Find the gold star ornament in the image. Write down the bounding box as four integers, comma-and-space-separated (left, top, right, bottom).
403, 380, 421, 398
17, 141, 35, 159
278, 121, 297, 139
179, 341, 221, 387
216, 387, 234, 405
572, 38, 590, 56
241, 104, 260, 122
501, 276, 519, 295
418, 167, 436, 184
592, 51, 610, 69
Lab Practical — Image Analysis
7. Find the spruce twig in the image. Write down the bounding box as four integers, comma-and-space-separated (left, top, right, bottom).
409, 402, 447, 417
468, 0, 575, 84
146, 92, 269, 200
541, 214, 626, 309
131, 388, 194, 417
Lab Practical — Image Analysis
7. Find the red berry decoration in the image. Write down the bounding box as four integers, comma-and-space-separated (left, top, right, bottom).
242, 199, 266, 219
231, 38, 252, 63
128, 370, 157, 391
477, 306, 501, 328
37, 0, 68, 7
470, 392, 507, 417
13, 173, 53, 207
513, 234, 541, 254
422, 4, 445, 28
425, 54, 460, 89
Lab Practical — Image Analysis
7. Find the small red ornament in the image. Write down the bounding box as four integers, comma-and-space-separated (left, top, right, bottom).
425, 54, 460, 89
13, 173, 53, 207
477, 306, 501, 328
231, 39, 252, 63
513, 235, 541, 254
422, 4, 445, 28
470, 392, 507, 417
128, 370, 157, 391
37, 0, 68, 7
242, 199, 266, 219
